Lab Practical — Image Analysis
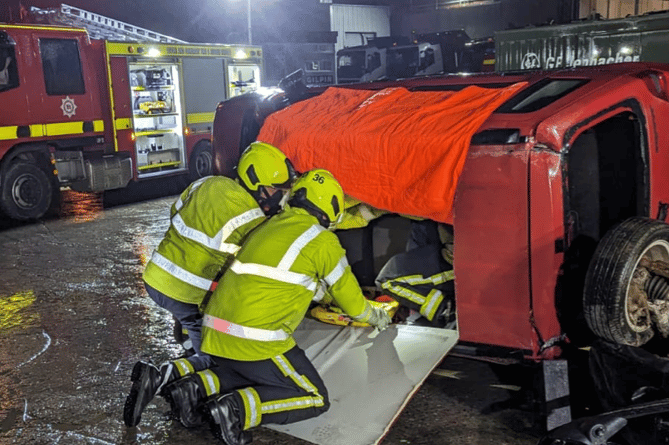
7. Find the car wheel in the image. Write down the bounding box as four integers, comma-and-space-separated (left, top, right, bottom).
189, 140, 213, 182
583, 216, 669, 347
0, 162, 53, 220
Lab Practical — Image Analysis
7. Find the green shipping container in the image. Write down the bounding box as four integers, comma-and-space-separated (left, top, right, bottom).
495, 11, 669, 72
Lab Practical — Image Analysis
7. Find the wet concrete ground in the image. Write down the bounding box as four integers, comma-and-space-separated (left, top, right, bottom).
0, 187, 550, 445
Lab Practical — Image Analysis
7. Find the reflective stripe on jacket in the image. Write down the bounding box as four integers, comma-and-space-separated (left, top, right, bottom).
201, 206, 372, 361
143, 176, 265, 305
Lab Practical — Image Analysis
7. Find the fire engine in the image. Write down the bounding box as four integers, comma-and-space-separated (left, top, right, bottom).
0, 4, 263, 221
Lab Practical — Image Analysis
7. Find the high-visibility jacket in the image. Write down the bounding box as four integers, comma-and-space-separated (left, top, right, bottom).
201, 206, 375, 361
143, 176, 266, 305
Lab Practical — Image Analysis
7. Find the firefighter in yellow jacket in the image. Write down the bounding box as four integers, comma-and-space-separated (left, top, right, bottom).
161, 169, 391, 444
123, 142, 296, 428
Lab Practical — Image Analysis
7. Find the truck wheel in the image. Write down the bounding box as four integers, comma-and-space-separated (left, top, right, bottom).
583, 217, 669, 347
189, 140, 212, 181
0, 162, 53, 220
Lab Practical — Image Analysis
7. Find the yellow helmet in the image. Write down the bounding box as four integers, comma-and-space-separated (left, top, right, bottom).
237, 141, 295, 191
237, 141, 296, 215
289, 169, 344, 230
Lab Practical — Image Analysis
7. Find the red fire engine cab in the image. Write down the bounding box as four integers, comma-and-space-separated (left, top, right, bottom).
0, 20, 263, 220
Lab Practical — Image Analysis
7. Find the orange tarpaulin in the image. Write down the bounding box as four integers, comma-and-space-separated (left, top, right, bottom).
258, 83, 526, 223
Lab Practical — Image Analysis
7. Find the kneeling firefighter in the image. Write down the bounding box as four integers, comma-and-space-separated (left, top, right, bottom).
123, 142, 296, 428
161, 169, 392, 444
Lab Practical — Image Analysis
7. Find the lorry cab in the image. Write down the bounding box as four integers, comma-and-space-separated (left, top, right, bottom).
335, 36, 411, 84
0, 24, 117, 221
387, 41, 444, 78
337, 45, 386, 83
0, 25, 104, 128
387, 31, 472, 79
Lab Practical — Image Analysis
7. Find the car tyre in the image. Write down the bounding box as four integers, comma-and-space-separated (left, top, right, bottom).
583, 216, 669, 347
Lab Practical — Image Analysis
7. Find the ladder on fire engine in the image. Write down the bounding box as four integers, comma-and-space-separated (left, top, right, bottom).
27, 3, 187, 43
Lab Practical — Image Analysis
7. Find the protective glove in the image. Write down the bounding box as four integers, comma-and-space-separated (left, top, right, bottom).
367, 306, 392, 331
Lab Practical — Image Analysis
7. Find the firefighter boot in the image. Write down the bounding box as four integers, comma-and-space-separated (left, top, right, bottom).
206, 393, 252, 445
162, 374, 207, 428
434, 298, 455, 328
123, 361, 179, 427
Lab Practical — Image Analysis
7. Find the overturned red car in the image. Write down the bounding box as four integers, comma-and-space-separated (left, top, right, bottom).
213, 62, 669, 360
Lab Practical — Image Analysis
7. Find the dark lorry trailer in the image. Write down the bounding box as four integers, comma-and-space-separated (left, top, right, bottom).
210, 64, 669, 443
495, 10, 669, 72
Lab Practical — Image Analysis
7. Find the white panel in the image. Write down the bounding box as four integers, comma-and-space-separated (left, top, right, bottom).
268, 319, 459, 445
330, 4, 391, 53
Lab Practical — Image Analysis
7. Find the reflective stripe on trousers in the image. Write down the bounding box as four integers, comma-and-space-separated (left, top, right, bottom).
231, 347, 328, 429
380, 270, 453, 321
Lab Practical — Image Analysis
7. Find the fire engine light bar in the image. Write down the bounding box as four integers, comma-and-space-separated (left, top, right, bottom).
235, 49, 248, 59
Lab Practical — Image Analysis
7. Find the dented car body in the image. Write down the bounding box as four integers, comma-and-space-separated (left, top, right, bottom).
211, 63, 669, 362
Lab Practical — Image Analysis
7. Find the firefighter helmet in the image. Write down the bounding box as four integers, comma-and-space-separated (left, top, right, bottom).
289, 169, 344, 230
236, 141, 296, 215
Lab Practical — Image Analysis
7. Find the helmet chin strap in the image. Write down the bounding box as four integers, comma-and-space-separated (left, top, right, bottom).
257, 186, 286, 216
279, 192, 290, 209
328, 212, 344, 231
287, 190, 335, 229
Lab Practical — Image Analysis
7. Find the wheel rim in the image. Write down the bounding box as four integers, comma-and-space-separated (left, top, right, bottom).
625, 239, 669, 332
194, 150, 212, 177
11, 172, 43, 210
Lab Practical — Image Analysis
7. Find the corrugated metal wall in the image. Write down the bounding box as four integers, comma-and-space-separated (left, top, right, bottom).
330, 4, 391, 52
394, 0, 570, 39
579, 0, 667, 19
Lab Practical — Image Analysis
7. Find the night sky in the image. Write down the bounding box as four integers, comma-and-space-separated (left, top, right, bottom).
1, 0, 335, 44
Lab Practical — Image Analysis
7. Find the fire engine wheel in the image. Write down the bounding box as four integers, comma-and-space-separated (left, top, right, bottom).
583, 216, 669, 347
189, 140, 213, 181
0, 162, 53, 221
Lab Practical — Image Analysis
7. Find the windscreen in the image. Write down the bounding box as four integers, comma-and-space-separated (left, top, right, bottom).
39, 38, 85, 95
496, 78, 588, 113
0, 32, 19, 93
337, 50, 365, 80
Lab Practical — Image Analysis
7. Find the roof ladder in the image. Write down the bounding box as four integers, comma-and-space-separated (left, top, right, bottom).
28, 3, 187, 43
